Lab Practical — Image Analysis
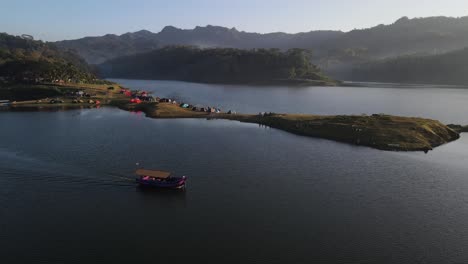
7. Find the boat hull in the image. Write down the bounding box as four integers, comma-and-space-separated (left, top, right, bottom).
136, 176, 186, 190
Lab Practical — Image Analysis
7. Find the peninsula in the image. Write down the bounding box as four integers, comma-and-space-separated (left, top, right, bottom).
2, 82, 460, 152
122, 101, 460, 152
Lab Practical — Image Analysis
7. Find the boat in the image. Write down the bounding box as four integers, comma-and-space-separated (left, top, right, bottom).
135, 169, 187, 190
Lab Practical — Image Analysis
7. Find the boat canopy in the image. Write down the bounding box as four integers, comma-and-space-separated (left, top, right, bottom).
135, 169, 171, 179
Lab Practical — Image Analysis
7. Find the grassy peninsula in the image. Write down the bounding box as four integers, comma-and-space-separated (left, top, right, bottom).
227, 113, 459, 151
3, 84, 461, 152
114, 101, 460, 152
4, 82, 122, 109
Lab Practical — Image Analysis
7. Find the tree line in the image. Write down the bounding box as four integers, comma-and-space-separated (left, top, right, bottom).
99, 46, 331, 84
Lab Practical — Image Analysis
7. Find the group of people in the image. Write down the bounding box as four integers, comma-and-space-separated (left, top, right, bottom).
122, 88, 239, 114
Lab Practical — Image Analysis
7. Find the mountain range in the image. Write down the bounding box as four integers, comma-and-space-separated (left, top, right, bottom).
55, 16, 468, 67
47, 16, 468, 84
55, 26, 342, 65
7, 15, 468, 86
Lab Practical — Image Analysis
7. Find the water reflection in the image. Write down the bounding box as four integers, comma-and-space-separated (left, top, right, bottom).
136, 186, 187, 206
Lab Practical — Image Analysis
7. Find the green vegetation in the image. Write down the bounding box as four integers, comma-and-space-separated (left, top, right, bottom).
3, 82, 123, 104
0, 84, 62, 101
0, 32, 115, 102
0, 33, 102, 84
348, 48, 468, 85
98, 46, 336, 85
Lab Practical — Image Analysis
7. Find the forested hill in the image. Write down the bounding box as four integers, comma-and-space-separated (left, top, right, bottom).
55, 26, 342, 64
0, 33, 98, 83
98, 46, 334, 85
348, 48, 468, 85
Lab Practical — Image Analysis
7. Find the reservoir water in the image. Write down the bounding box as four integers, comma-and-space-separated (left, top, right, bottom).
113, 79, 468, 124
2, 80, 468, 263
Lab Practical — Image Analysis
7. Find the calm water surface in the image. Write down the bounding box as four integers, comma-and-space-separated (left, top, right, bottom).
112, 79, 468, 124
2, 81, 468, 263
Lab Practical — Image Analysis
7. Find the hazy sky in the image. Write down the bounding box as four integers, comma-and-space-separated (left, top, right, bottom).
2, 0, 468, 41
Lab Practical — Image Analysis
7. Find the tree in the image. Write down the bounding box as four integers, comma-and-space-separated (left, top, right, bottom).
289, 68, 297, 79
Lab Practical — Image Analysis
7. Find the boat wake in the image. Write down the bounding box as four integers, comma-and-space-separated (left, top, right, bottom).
0, 148, 135, 188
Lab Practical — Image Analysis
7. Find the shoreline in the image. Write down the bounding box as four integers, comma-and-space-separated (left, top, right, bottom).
1, 82, 462, 152
105, 77, 340, 87
114, 102, 461, 152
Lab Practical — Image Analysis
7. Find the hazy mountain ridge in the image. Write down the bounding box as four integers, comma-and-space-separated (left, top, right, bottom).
55, 30, 161, 65
317, 16, 468, 76
56, 16, 468, 64
347, 47, 468, 85
156, 25, 343, 50
323, 16, 468, 58
54, 16, 468, 83
55, 25, 344, 64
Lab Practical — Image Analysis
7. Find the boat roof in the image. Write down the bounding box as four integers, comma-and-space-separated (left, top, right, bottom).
135, 169, 171, 178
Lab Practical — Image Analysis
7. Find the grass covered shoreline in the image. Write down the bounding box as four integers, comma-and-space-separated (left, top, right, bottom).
118, 102, 460, 152
0, 82, 122, 107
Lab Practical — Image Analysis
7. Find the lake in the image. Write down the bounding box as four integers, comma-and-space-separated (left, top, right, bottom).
2, 81, 468, 263
112, 79, 468, 124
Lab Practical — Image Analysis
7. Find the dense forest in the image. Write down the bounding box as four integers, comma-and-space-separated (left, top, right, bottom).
99, 46, 333, 84
349, 48, 468, 85
0, 33, 100, 83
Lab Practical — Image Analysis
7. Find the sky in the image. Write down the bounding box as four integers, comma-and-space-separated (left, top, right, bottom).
2, 0, 468, 41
